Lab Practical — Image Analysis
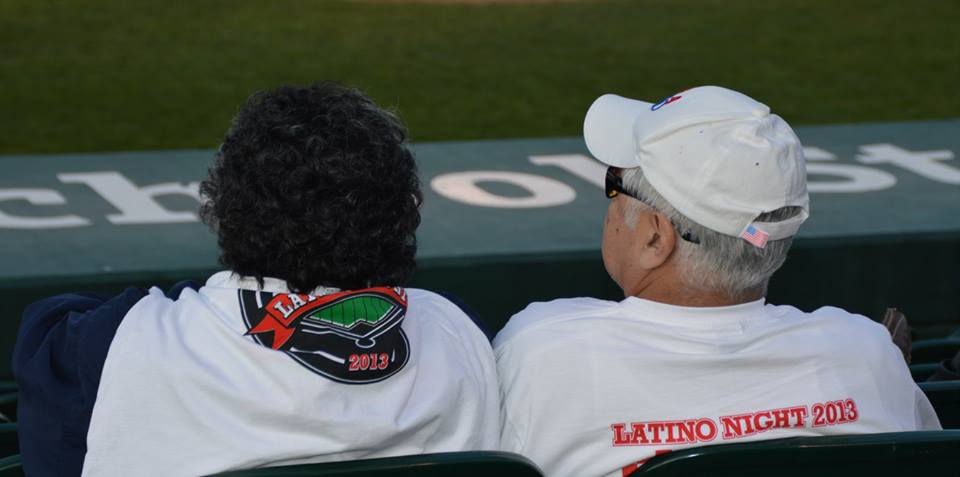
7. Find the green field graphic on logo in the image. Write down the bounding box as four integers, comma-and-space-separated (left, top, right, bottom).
306, 296, 394, 330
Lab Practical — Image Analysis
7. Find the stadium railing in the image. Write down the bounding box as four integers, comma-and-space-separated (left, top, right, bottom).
208, 432, 960, 477
631, 430, 960, 476
208, 451, 544, 477
2, 432, 958, 476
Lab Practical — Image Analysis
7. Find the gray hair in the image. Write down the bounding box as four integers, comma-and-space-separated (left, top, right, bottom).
620, 167, 801, 299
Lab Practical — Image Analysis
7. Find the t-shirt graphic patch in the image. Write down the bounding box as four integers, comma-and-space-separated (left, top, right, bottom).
239, 287, 410, 384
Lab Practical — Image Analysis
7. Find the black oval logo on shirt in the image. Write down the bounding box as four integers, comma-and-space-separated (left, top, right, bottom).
238, 287, 410, 384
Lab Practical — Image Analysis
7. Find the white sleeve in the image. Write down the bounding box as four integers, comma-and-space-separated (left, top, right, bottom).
500, 408, 525, 453
495, 338, 527, 453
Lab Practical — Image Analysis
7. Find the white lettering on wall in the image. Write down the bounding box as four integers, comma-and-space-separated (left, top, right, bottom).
0, 189, 90, 229
856, 144, 960, 184
806, 163, 897, 193
529, 154, 606, 188
57, 172, 201, 224
803, 147, 837, 161
0, 142, 956, 229
430, 171, 576, 208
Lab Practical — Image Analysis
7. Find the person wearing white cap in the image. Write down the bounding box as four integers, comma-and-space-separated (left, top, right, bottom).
493, 86, 941, 477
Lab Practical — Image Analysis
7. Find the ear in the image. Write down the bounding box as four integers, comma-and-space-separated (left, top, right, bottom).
633, 211, 678, 269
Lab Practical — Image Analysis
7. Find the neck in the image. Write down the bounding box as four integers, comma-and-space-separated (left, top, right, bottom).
622, 271, 762, 307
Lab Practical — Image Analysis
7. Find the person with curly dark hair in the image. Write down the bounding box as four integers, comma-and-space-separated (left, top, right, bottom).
13, 82, 500, 477
200, 82, 423, 293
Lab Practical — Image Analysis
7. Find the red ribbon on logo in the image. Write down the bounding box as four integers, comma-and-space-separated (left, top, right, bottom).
246, 287, 407, 350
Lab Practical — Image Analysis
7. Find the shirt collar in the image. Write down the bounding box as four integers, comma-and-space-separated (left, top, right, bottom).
205, 270, 341, 296
618, 296, 767, 327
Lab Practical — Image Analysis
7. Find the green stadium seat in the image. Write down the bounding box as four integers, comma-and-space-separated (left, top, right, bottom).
0, 393, 16, 424
911, 338, 960, 364
0, 383, 16, 425
632, 430, 960, 476
0, 455, 21, 477
910, 362, 940, 382
0, 424, 17, 458
209, 451, 544, 477
919, 381, 960, 429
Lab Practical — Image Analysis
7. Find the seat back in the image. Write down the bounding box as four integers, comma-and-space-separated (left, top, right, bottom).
911, 339, 960, 363
0, 382, 15, 425
633, 431, 960, 476
0, 425, 16, 458
0, 393, 16, 424
919, 380, 960, 428
910, 362, 940, 381
209, 451, 544, 477
0, 455, 22, 477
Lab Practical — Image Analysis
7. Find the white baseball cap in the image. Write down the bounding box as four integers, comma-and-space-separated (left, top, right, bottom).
583, 85, 809, 247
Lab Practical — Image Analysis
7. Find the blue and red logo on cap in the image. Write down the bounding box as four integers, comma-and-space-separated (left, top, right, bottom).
651, 94, 683, 111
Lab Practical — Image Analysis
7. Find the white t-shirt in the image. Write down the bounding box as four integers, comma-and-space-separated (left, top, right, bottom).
494, 296, 941, 477
82, 272, 500, 476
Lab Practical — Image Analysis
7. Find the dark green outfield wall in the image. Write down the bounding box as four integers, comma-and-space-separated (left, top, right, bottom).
1, 119, 959, 375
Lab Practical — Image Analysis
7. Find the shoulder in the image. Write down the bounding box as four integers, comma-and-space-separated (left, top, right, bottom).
15, 287, 150, 372
766, 303, 894, 356
493, 297, 617, 349
808, 305, 889, 338
126, 282, 203, 316
405, 288, 473, 318
15, 281, 202, 372
513, 297, 618, 324
803, 305, 918, 399
814, 305, 897, 353
406, 287, 463, 307
767, 303, 883, 331
404, 288, 492, 341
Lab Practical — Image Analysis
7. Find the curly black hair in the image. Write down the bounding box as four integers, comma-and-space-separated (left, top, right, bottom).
199, 82, 422, 293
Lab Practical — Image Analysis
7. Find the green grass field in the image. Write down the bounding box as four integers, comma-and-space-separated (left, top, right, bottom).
1, 0, 958, 154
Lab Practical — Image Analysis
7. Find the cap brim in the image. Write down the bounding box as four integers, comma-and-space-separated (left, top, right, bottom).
583, 94, 653, 168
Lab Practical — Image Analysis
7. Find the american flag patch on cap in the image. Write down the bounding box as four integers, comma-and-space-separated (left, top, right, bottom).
740, 225, 769, 248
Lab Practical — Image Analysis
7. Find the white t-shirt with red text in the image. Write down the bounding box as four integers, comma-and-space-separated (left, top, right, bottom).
79, 272, 500, 476
493, 297, 941, 477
